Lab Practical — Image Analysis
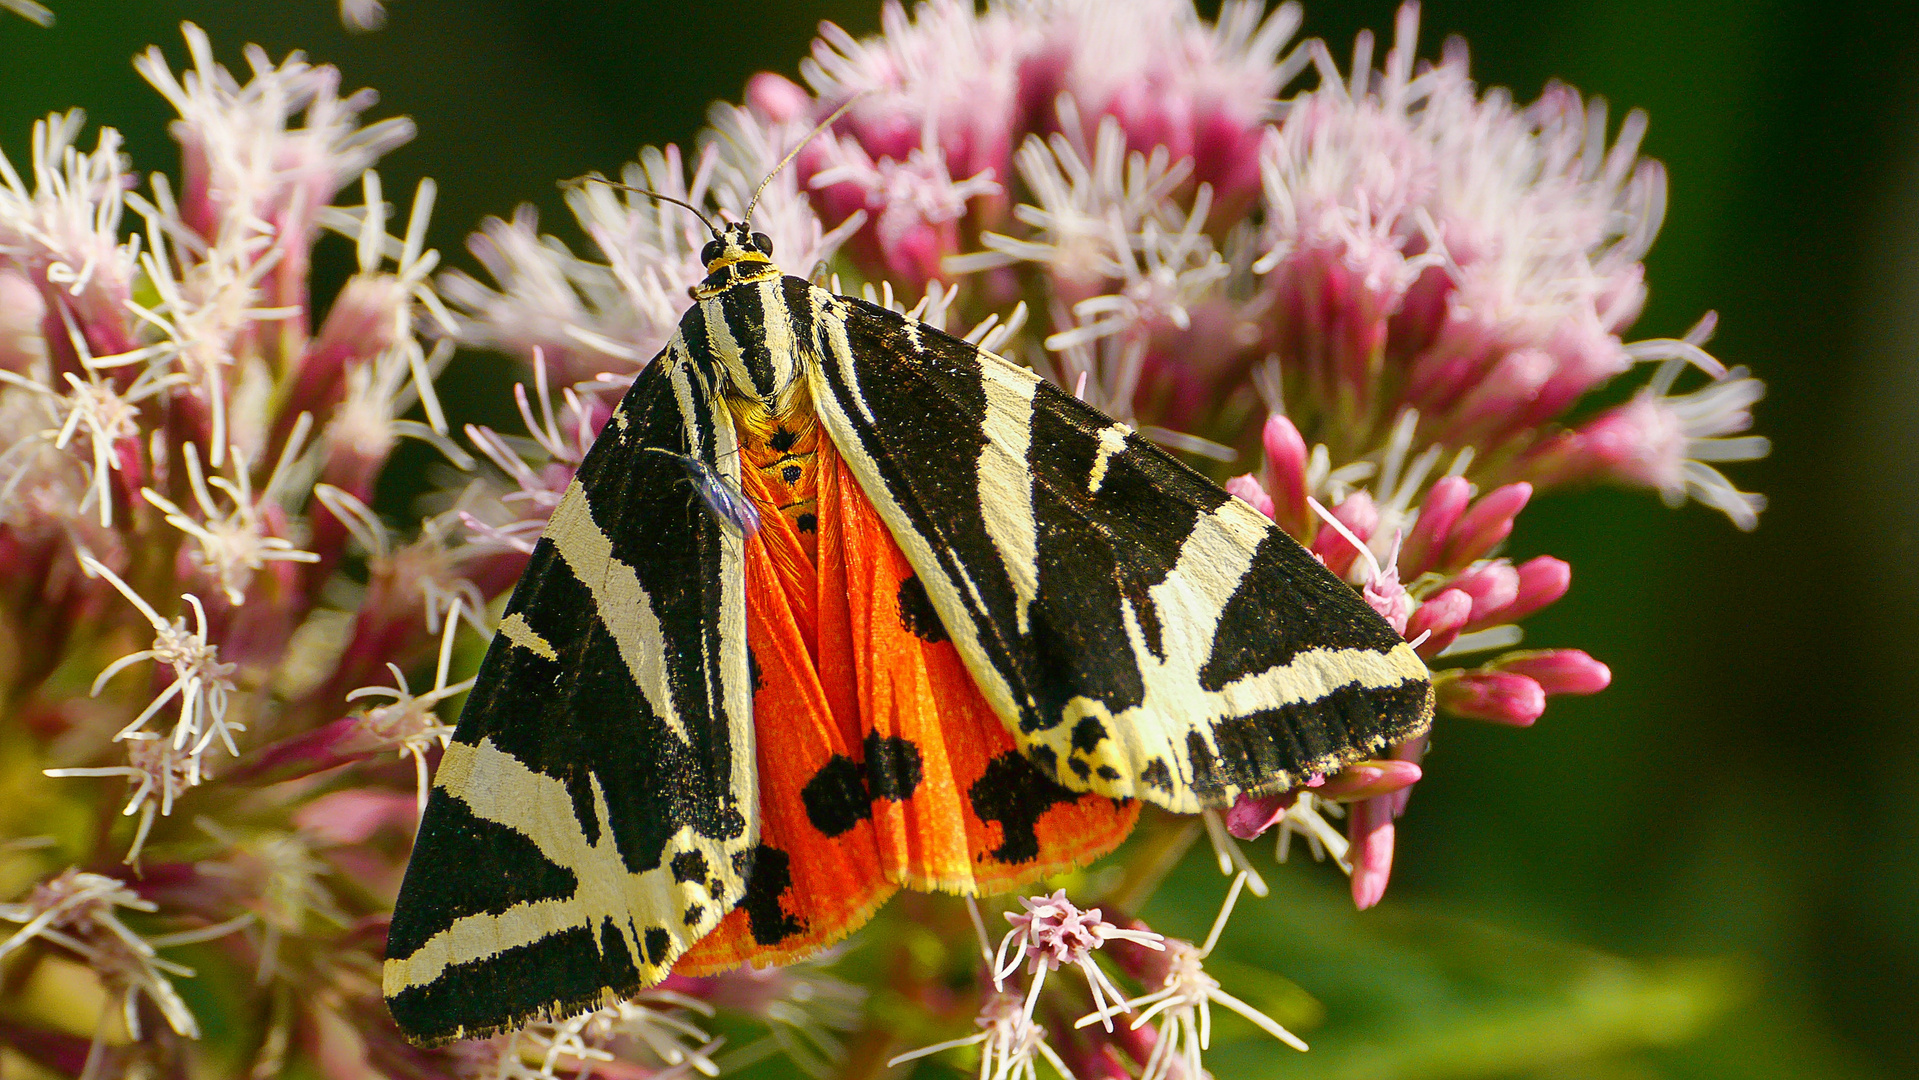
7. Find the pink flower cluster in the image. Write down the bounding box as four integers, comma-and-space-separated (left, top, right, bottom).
0, 1, 1770, 1077
455, 2, 1761, 914
728, 0, 1763, 909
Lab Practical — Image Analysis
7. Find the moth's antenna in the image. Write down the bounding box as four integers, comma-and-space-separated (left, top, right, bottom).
569, 176, 722, 237
742, 95, 864, 226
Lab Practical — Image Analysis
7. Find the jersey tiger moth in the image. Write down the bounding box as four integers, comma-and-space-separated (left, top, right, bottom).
382, 215, 1434, 1045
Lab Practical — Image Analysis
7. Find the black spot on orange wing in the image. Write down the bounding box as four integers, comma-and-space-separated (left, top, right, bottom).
896, 575, 948, 643
800, 755, 871, 837
797, 512, 818, 533
864, 732, 924, 801
781, 464, 803, 485
770, 427, 798, 452
1027, 743, 1058, 775
968, 751, 1079, 864
738, 844, 805, 946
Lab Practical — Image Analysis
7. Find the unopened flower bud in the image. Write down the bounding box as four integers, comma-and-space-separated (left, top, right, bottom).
1261, 413, 1310, 535
1317, 758, 1422, 802
1224, 473, 1273, 519
1401, 474, 1470, 577
1493, 649, 1611, 695
1405, 587, 1471, 658
1349, 796, 1396, 910
1445, 560, 1521, 629
1225, 789, 1293, 839
1310, 490, 1377, 578
1437, 670, 1547, 726
1503, 555, 1571, 621
1442, 482, 1532, 569
746, 72, 812, 123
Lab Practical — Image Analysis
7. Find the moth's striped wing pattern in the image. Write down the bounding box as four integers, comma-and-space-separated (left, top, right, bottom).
384, 353, 757, 1044
805, 292, 1433, 814
384, 220, 1433, 1044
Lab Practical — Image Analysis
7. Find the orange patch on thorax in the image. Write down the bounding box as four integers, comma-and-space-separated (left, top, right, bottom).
728, 388, 823, 566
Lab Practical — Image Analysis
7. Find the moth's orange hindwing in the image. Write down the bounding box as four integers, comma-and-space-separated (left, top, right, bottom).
816, 434, 1139, 894
675, 390, 895, 973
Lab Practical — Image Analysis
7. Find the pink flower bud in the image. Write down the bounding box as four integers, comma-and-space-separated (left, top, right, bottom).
1444, 560, 1521, 629
294, 788, 419, 845
1225, 789, 1294, 839
1054, 1023, 1136, 1080
1503, 555, 1571, 621
1106, 1007, 1162, 1067
1442, 482, 1531, 569
1261, 413, 1310, 536
1318, 759, 1422, 802
746, 72, 813, 123
1405, 588, 1471, 658
285, 274, 408, 420
0, 268, 47, 374
1494, 649, 1611, 695
1310, 490, 1377, 578
1437, 670, 1547, 726
1349, 796, 1395, 909
1224, 473, 1274, 519
1400, 475, 1469, 577
1387, 735, 1428, 819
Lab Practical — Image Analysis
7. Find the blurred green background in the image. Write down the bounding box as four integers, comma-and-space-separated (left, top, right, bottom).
3, 1, 1913, 1076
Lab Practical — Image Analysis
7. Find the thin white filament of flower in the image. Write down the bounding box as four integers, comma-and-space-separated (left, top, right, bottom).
1274, 790, 1353, 870
143, 442, 321, 605
78, 556, 240, 759
345, 598, 470, 816
1081, 872, 1307, 1079
1199, 809, 1269, 896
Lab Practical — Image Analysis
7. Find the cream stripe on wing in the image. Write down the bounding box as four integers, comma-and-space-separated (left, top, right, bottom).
497, 612, 558, 660
806, 302, 1028, 722
977, 361, 1041, 634
383, 738, 734, 994
667, 355, 707, 461
700, 385, 759, 840
1086, 422, 1131, 494
756, 279, 798, 393
545, 479, 686, 741
816, 294, 877, 424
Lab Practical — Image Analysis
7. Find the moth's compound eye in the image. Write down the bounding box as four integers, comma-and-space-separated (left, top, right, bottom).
700, 239, 724, 264
751, 232, 774, 256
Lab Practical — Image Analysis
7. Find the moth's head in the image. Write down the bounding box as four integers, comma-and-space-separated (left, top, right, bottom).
691, 222, 779, 300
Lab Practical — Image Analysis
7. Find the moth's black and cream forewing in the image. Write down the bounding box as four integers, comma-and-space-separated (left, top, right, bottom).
384, 222, 1432, 1045
383, 315, 758, 1044
805, 290, 1433, 811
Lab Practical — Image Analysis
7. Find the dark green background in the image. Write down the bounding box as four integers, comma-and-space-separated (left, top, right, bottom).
3, 2, 1912, 1075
